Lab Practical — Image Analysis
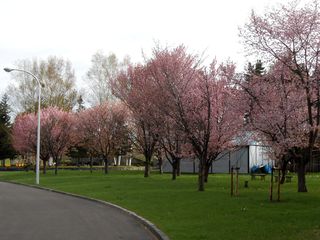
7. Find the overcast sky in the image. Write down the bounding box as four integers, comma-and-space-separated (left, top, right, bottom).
0, 0, 289, 95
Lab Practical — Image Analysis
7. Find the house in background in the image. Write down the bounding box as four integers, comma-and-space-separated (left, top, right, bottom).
162, 144, 273, 174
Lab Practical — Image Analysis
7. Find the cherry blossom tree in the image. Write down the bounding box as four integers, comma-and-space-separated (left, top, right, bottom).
40, 107, 75, 175
239, 60, 308, 183
12, 114, 35, 156
156, 115, 188, 180
13, 113, 50, 172
76, 101, 129, 174
240, 0, 320, 192
147, 46, 243, 191
112, 65, 159, 177
12, 107, 74, 174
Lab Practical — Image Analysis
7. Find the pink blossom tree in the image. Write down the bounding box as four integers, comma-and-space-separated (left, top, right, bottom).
156, 115, 188, 180
112, 65, 159, 177
240, 0, 320, 192
113, 46, 244, 189
12, 107, 74, 174
12, 113, 36, 156
147, 46, 243, 191
13, 113, 51, 173
40, 107, 75, 175
240, 60, 308, 182
76, 101, 129, 174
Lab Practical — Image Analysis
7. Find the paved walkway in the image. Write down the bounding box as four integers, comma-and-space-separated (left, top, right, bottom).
0, 182, 158, 240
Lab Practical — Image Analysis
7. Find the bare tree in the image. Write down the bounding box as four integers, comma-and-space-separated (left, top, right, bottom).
7, 56, 78, 113
85, 51, 131, 106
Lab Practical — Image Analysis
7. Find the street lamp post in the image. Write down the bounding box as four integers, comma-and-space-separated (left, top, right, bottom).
4, 68, 44, 185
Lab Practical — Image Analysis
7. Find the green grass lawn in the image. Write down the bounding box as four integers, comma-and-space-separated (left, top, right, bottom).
1, 170, 320, 240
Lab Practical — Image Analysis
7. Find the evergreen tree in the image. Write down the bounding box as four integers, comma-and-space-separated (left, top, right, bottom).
0, 94, 16, 166
0, 94, 11, 127
75, 95, 86, 112
254, 60, 265, 76
244, 60, 265, 82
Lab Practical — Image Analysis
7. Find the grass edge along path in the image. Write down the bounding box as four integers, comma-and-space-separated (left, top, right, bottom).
1, 170, 320, 240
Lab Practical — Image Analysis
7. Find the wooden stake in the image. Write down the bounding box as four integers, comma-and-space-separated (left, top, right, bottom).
269, 167, 274, 202
231, 167, 234, 197
277, 168, 281, 202
236, 167, 239, 196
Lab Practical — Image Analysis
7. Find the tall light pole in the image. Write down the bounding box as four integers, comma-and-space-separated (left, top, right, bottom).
4, 68, 44, 185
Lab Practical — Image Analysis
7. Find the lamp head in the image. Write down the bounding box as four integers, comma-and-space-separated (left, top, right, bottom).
3, 68, 14, 72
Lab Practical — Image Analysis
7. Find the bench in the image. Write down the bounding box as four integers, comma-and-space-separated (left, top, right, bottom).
251, 173, 266, 181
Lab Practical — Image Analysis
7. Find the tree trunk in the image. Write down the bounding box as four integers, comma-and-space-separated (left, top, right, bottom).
198, 160, 205, 191
204, 162, 212, 183
269, 167, 274, 201
25, 156, 30, 172
158, 157, 163, 174
54, 160, 58, 175
280, 160, 288, 184
90, 156, 93, 174
104, 157, 108, 174
43, 160, 47, 174
297, 159, 307, 192
2, 159, 5, 167
172, 167, 177, 180
277, 168, 281, 201
230, 167, 234, 197
235, 168, 240, 196
144, 161, 150, 177
172, 160, 177, 180
204, 165, 209, 183
177, 158, 181, 176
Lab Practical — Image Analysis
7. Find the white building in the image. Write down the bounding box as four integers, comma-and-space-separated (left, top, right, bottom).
162, 144, 273, 174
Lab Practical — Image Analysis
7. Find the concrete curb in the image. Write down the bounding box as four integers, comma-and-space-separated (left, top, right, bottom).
3, 181, 170, 240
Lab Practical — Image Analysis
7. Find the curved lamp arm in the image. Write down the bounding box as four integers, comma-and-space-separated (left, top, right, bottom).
4, 68, 45, 87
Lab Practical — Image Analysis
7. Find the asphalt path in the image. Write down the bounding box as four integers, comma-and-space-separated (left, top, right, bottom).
0, 182, 159, 240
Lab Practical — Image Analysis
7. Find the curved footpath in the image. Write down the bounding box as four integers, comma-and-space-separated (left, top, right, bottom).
0, 182, 167, 240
